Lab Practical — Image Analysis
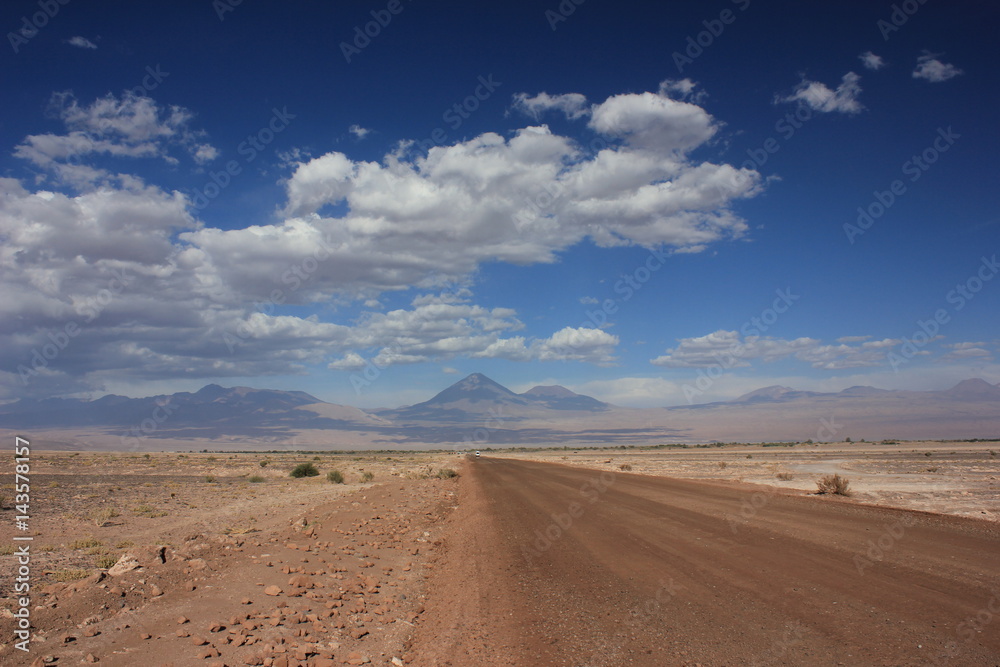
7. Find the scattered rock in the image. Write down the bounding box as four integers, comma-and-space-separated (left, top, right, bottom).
264, 585, 282, 596
107, 554, 141, 576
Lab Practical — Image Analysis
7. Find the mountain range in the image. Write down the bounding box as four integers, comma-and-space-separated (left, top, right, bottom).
1, 375, 998, 449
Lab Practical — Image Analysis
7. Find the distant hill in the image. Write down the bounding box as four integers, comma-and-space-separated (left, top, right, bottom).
2, 376, 998, 449
380, 373, 610, 422
521, 384, 610, 411
0, 385, 384, 433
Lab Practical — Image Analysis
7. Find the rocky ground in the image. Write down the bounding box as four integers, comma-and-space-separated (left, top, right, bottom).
0, 452, 465, 666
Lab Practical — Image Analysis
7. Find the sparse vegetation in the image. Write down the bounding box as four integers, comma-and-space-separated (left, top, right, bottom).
327, 470, 345, 484
313, 455, 322, 461
360, 471, 375, 483
775, 472, 794, 481
91, 508, 119, 526
69, 537, 103, 550
259, 459, 270, 467
816, 474, 851, 496
248, 475, 265, 483
134, 504, 168, 518
619, 463, 633, 471
290, 463, 320, 478
204, 475, 216, 483
924, 467, 939, 473
51, 569, 91, 582
0, 544, 15, 555
718, 461, 727, 469
436, 468, 459, 479
96, 554, 119, 569
115, 540, 134, 549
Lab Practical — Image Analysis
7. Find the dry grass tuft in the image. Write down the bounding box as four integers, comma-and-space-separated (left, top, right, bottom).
816, 474, 851, 496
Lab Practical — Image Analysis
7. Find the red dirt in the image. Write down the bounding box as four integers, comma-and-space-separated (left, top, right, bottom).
1, 477, 458, 666
409, 457, 1000, 666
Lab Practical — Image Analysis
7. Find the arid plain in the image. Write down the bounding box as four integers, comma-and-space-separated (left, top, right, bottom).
2, 440, 999, 665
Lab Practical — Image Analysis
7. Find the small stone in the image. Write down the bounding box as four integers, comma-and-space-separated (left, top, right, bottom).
150, 585, 163, 597
264, 585, 282, 596
178, 616, 190, 624
108, 554, 141, 576
85, 654, 100, 663
191, 635, 209, 646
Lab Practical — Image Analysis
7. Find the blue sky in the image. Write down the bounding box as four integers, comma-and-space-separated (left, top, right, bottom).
2, 0, 997, 408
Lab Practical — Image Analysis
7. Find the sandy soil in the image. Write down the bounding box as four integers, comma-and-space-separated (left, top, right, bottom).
410, 457, 1000, 666
0, 451, 465, 666
491, 440, 1000, 522
3, 442, 998, 666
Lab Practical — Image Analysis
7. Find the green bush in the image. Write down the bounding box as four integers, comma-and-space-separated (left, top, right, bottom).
327, 470, 344, 484
290, 463, 320, 478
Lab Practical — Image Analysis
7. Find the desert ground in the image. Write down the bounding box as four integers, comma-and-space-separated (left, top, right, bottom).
1, 441, 998, 665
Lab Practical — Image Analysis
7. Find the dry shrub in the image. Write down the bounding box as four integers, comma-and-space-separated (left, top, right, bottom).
619, 463, 633, 471
816, 474, 851, 496
775, 471, 794, 481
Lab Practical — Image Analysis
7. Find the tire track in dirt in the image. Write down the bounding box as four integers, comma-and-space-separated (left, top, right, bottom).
411, 457, 1000, 666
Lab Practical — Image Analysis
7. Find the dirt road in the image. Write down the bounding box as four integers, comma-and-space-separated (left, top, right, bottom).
410, 457, 1000, 666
